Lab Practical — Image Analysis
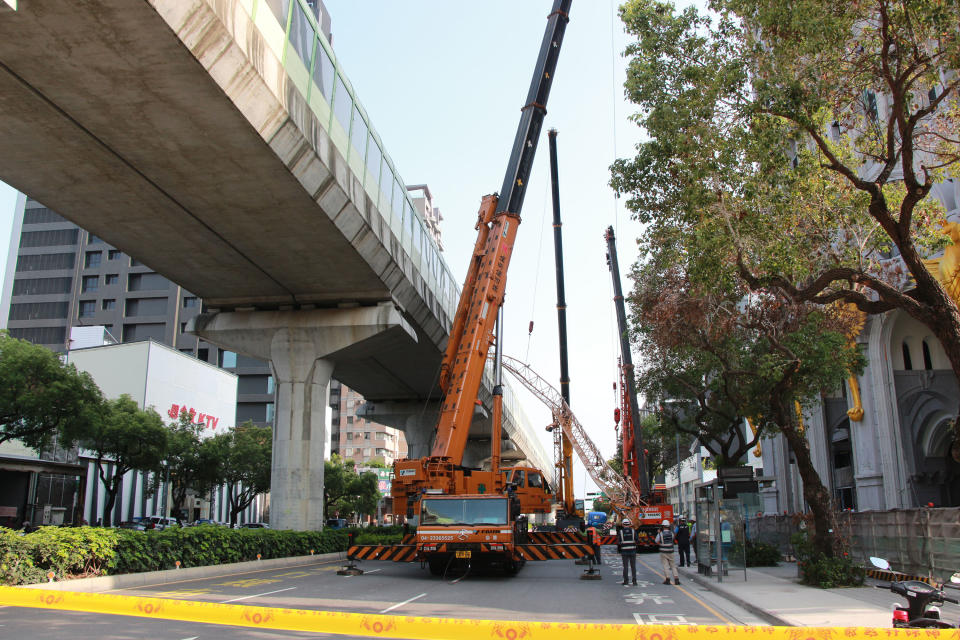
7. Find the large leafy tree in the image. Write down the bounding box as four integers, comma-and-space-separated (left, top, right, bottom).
164, 409, 208, 522
631, 263, 863, 555
611, 1, 960, 429
0, 333, 104, 451
205, 421, 272, 527
323, 455, 381, 521
84, 395, 168, 527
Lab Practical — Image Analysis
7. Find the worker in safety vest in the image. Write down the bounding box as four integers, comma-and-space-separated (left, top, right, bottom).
617, 518, 637, 586
585, 524, 601, 565
655, 518, 680, 585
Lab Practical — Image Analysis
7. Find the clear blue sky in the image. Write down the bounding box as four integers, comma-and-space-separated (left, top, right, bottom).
320, 0, 649, 495
0, 0, 686, 498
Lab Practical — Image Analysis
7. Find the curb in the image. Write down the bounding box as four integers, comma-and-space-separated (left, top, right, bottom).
21, 551, 347, 592
679, 568, 793, 627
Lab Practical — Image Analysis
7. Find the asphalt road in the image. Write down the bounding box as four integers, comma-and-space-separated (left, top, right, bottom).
0, 548, 767, 639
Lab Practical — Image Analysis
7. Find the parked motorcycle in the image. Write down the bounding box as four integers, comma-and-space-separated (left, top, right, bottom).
870, 557, 960, 628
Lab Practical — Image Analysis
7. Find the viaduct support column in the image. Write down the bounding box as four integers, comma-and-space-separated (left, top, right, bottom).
189, 303, 413, 531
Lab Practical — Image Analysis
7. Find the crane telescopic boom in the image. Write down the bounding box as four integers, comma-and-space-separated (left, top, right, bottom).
605, 226, 650, 496
392, 1, 572, 520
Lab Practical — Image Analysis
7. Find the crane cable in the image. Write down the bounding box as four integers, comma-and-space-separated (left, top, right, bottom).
524, 177, 552, 363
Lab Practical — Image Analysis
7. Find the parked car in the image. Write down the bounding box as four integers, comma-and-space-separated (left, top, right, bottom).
118, 520, 147, 531
143, 516, 179, 530
192, 518, 224, 527
325, 518, 348, 529
238, 522, 270, 529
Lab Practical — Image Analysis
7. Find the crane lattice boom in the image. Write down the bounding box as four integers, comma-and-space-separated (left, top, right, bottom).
500, 355, 644, 514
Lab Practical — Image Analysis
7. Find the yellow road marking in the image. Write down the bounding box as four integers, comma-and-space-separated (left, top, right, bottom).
115, 559, 339, 592
637, 556, 733, 625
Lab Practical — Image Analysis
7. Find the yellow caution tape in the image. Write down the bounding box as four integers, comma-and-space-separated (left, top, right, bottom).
0, 586, 955, 639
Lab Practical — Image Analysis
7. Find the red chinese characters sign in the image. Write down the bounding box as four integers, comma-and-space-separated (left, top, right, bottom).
167, 404, 220, 431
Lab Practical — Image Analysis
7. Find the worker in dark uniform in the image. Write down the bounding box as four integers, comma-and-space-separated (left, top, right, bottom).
586, 523, 602, 565
675, 516, 691, 567
617, 517, 638, 586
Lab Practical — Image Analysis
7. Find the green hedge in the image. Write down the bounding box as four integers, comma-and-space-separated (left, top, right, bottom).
0, 525, 350, 586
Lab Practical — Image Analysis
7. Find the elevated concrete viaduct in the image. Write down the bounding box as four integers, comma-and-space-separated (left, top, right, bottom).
0, 0, 551, 529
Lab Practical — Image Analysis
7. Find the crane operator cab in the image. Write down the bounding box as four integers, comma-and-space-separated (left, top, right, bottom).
502, 466, 553, 514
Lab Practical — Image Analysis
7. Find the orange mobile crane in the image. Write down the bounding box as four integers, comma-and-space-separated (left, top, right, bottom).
390, 0, 571, 522
346, 0, 591, 577
605, 226, 673, 546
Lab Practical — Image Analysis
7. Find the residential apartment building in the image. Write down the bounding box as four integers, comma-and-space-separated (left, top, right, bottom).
329, 371, 408, 467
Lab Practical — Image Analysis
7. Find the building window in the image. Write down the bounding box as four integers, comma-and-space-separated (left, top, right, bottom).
81, 275, 98, 292
347, 432, 353, 441
108, 249, 122, 260
130, 258, 142, 267
902, 342, 913, 370
183, 297, 199, 308
180, 322, 187, 333
922, 340, 933, 370
102, 299, 116, 310
346, 416, 354, 424
267, 376, 275, 394
105, 274, 119, 285
88, 234, 102, 244
219, 350, 237, 368
85, 251, 102, 268
364, 431, 370, 440
78, 301, 95, 318
266, 403, 275, 424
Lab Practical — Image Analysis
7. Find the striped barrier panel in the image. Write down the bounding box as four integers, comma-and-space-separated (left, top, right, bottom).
2, 587, 957, 639
514, 543, 593, 561
865, 568, 940, 587
527, 531, 583, 544
348, 544, 417, 562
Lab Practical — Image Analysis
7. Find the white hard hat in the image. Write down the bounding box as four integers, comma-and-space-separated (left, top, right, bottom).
622, 518, 631, 525
662, 519, 671, 526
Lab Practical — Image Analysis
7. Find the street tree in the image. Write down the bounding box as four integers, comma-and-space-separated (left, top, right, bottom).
206, 421, 271, 527
0, 332, 104, 451
632, 263, 863, 555
611, 0, 960, 447
85, 395, 168, 527
164, 409, 207, 522
323, 455, 381, 521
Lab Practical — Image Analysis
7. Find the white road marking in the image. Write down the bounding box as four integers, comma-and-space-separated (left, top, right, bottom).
379, 592, 426, 614
220, 586, 297, 603
364, 569, 382, 573
180, 637, 199, 640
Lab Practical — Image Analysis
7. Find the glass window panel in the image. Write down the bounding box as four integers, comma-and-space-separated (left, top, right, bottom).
350, 107, 368, 165
265, 0, 290, 24
365, 135, 382, 180
332, 74, 352, 133
393, 180, 403, 219
289, 1, 314, 66
312, 42, 335, 100
380, 166, 394, 208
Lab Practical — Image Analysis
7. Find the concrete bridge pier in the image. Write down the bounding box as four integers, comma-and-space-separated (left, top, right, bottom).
189, 303, 414, 531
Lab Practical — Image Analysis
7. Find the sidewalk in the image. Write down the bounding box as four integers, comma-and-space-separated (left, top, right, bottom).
678, 561, 893, 627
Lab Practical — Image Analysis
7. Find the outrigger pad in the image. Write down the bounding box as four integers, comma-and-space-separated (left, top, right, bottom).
580, 566, 602, 580
337, 561, 364, 576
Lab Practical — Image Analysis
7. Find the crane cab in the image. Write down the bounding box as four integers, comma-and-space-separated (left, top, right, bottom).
502, 466, 553, 514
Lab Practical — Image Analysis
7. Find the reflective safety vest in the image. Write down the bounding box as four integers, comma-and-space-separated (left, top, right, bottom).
619, 526, 636, 553
586, 526, 598, 545
658, 528, 675, 553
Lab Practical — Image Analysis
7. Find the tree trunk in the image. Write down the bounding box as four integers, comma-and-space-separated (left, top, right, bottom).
102, 478, 121, 528
773, 398, 838, 557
